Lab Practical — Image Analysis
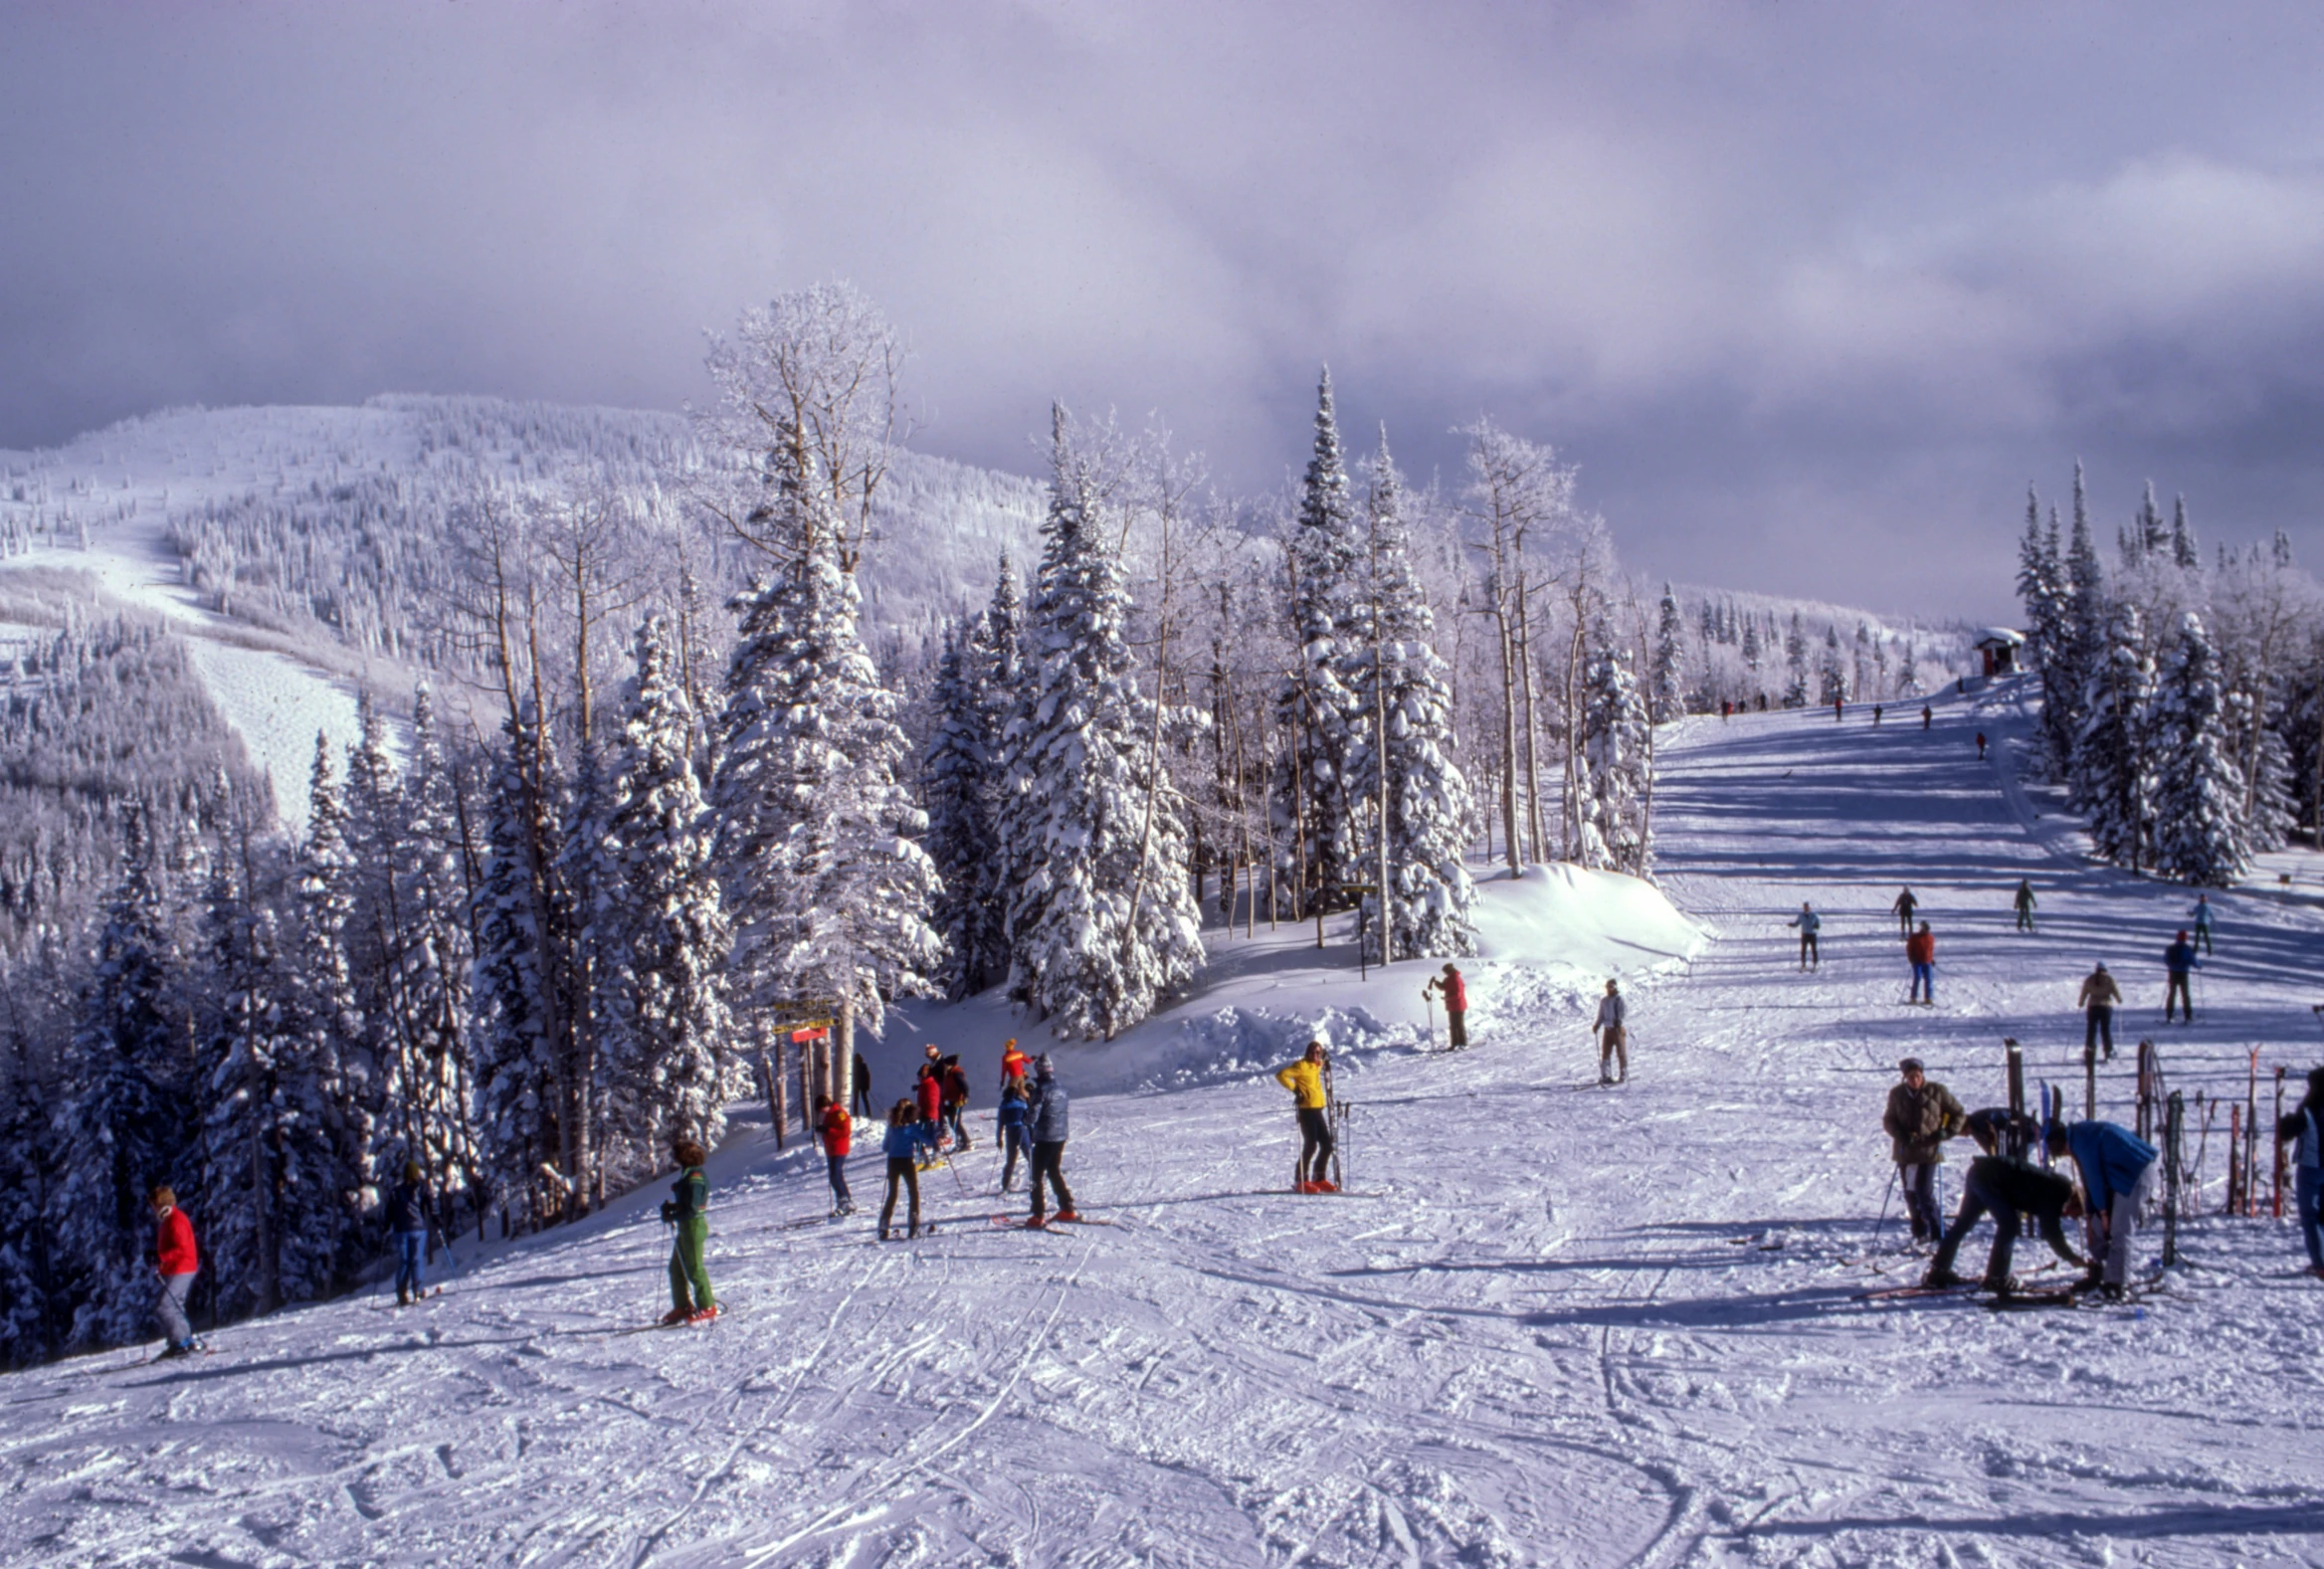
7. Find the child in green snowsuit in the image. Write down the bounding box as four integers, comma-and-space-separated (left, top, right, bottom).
662, 1139, 716, 1324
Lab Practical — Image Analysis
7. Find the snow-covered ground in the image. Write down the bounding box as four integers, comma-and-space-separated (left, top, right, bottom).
8, 686, 2324, 1566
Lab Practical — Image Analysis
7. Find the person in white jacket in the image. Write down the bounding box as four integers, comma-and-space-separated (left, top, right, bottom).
1595, 979, 1628, 1085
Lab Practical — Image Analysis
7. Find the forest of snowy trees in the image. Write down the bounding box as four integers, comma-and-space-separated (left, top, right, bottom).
2017, 465, 2324, 885
0, 284, 1978, 1367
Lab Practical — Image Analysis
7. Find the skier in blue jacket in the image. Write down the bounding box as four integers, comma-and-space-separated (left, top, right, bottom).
2163, 931, 2200, 1023
1024, 1056, 1077, 1225
1787, 903, 1822, 971
2276, 1068, 2324, 1278
2046, 1119, 2159, 1296
996, 1075, 1032, 1193
878, 1099, 933, 1241
2188, 894, 2215, 956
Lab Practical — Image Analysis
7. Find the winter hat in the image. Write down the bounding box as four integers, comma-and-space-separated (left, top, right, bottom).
1035, 1054, 1055, 1080
1898, 1057, 1924, 1075
2094, 961, 2108, 971
404, 1160, 425, 1182
2176, 929, 2189, 940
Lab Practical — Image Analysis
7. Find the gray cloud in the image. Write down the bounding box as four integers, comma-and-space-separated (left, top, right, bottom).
4, 1, 2323, 617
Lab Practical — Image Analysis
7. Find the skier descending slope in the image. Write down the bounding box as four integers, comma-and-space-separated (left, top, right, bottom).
1891, 886, 1917, 939
1884, 1059, 1966, 1245
2047, 1119, 2161, 1297
2014, 879, 2037, 932
660, 1141, 717, 1325
2274, 1068, 2324, 1278
1276, 1041, 1337, 1193
1593, 979, 1628, 1085
1024, 1055, 1078, 1225
1905, 922, 1936, 1005
1788, 902, 1822, 971
1924, 1110, 2086, 1294
148, 1186, 206, 1358
2163, 931, 2200, 1024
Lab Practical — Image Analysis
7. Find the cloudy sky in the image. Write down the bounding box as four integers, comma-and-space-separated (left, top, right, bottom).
5, 2, 2322, 618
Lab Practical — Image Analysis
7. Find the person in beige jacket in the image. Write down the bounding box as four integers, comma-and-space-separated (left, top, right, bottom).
1884, 1058, 1967, 1244
2077, 962, 2122, 1062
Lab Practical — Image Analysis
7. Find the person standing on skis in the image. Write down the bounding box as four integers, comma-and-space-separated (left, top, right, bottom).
1025, 1055, 1078, 1224
1923, 1112, 2087, 1294
939, 1053, 972, 1151
1906, 921, 1936, 1005
2164, 930, 2200, 1023
148, 1185, 204, 1358
1424, 964, 1468, 1049
1976, 731, 1988, 760
660, 1140, 716, 1325
387, 1160, 430, 1306
996, 1073, 1032, 1193
2189, 894, 2216, 956
1788, 902, 1822, 971
1594, 979, 1628, 1085
999, 1037, 1031, 1091
1884, 1059, 1967, 1245
1891, 887, 1918, 939
2078, 962, 2121, 1061
815, 1094, 855, 1216
1921, 704, 1932, 730
914, 1059, 945, 1163
2274, 1067, 2324, 1279
2014, 879, 2037, 932
2046, 1118, 2160, 1297
877, 1098, 927, 1241
1275, 1041, 1336, 1193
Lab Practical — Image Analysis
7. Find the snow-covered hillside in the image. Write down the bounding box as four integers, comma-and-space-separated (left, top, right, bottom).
8, 685, 2321, 1566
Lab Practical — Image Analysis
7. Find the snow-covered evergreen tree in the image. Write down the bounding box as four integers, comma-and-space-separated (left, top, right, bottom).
471, 707, 562, 1233
1274, 366, 1365, 914
2074, 603, 2158, 874
1649, 585, 1685, 722
0, 1056, 57, 1366
1818, 626, 1847, 706
599, 615, 734, 1171
1000, 408, 1205, 1039
1346, 432, 1476, 961
1579, 630, 1654, 875
925, 617, 1001, 998
290, 732, 370, 1276
2151, 612, 2250, 885
1782, 613, 1809, 707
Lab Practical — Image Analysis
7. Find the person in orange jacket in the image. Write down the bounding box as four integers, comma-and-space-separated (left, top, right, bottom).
148, 1185, 204, 1357
1424, 964, 1468, 1049
1906, 921, 1936, 1005
999, 1038, 1031, 1091
814, 1094, 855, 1217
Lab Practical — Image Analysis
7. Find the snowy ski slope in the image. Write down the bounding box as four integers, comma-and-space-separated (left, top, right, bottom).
5, 685, 2323, 1566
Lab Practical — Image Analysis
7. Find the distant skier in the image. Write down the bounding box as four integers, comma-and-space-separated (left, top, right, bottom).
1788, 902, 1821, 971
1424, 963, 1468, 1049
940, 1053, 973, 1151
1872, 703, 1883, 725
1025, 1055, 1078, 1224
999, 1037, 1031, 1091
2163, 930, 2200, 1024
2274, 1067, 2324, 1278
660, 1139, 717, 1325
877, 1099, 927, 1242
815, 1094, 855, 1217
2046, 1118, 2160, 1297
1923, 1112, 2088, 1294
1920, 704, 1932, 730
1275, 1041, 1337, 1193
2013, 879, 2037, 933
1721, 698, 1732, 721
387, 1160, 430, 1306
1906, 921, 1936, 1005
2188, 894, 2215, 956
1594, 978, 1628, 1085
1891, 886, 1918, 939
1834, 697, 1844, 722
2078, 962, 2121, 1062
147, 1185, 205, 1358
852, 1052, 873, 1118
997, 1073, 1032, 1193
1976, 731, 1988, 760
1884, 1058, 1967, 1245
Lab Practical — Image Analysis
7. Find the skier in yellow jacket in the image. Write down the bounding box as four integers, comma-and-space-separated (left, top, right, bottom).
1274, 1041, 1336, 1193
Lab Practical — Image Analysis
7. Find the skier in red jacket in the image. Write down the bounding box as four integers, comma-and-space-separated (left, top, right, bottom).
814, 1095, 854, 1217
1906, 922, 1936, 1005
914, 1061, 946, 1164
148, 1185, 204, 1358
1425, 964, 1469, 1049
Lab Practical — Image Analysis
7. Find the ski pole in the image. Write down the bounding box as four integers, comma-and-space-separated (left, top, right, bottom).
1870, 1165, 1898, 1252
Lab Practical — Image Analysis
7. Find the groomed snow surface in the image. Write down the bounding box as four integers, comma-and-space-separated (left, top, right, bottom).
8, 686, 2324, 1567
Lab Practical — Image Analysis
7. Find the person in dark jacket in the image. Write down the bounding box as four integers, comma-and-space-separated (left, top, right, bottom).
660, 1140, 716, 1325
940, 1054, 972, 1151
387, 1160, 430, 1306
997, 1074, 1032, 1193
852, 1052, 873, 1118
2046, 1118, 2160, 1296
148, 1185, 204, 1357
2163, 932, 2200, 1023
2276, 1067, 2324, 1278
1787, 903, 1821, 971
2014, 879, 2037, 932
1891, 886, 1918, 939
815, 1094, 854, 1216
878, 1099, 929, 1241
1883, 1058, 1967, 1243
1924, 1114, 2088, 1292
1025, 1055, 1077, 1224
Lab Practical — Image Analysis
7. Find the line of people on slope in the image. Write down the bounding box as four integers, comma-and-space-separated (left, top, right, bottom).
1884, 1055, 2324, 1292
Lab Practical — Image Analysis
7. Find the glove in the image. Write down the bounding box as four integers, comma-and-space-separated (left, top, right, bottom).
659, 1200, 676, 1225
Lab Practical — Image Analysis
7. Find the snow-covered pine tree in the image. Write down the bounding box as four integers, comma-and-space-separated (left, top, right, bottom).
1000, 407, 1205, 1039
599, 614, 734, 1175
0, 1053, 58, 1366
924, 616, 1002, 999
2074, 602, 2158, 874
1274, 366, 1366, 915
2171, 494, 2200, 573
1782, 614, 1809, 707
1579, 628, 1655, 875
1346, 431, 1476, 962
1740, 618, 1762, 683
49, 805, 188, 1348
1851, 621, 1873, 703
1818, 626, 1847, 706
1649, 585, 1685, 722
712, 452, 942, 1049
2151, 611, 2251, 885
